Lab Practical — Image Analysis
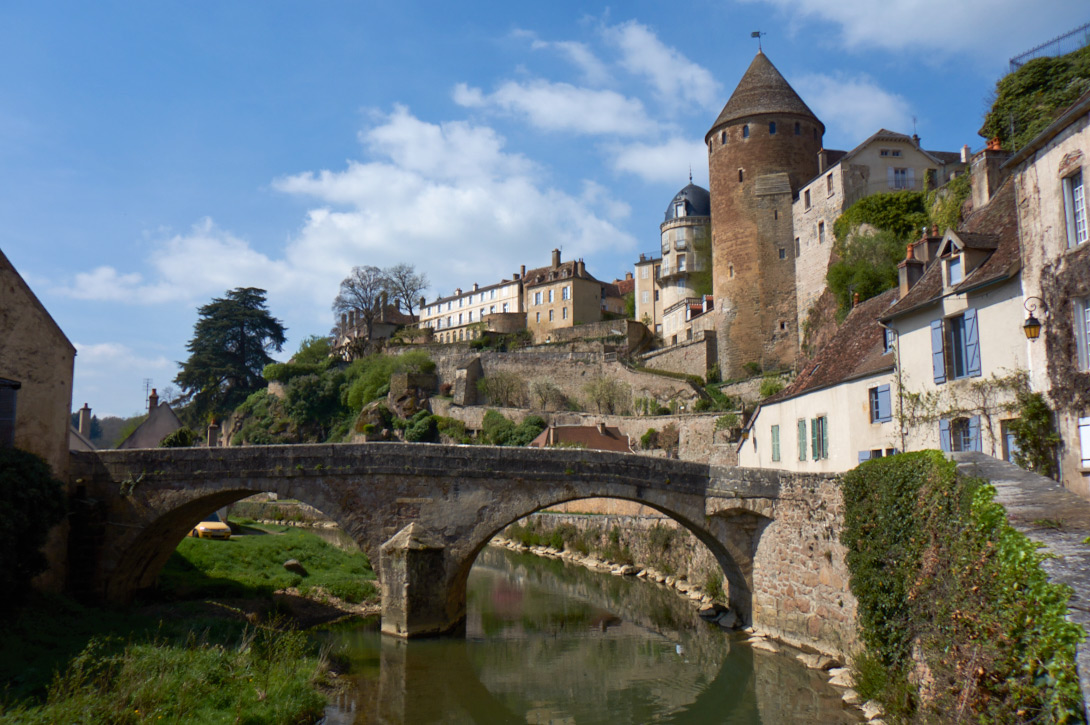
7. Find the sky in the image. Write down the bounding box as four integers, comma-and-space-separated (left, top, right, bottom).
1, 1, 1085, 417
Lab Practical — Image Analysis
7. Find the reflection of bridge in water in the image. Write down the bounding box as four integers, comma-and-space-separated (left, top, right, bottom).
68, 442, 855, 654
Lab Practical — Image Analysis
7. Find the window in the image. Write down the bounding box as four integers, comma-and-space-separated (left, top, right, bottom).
1080, 415, 1090, 467
534, 291, 542, 305
797, 419, 807, 461
778, 248, 786, 260
468, 294, 474, 304
1001, 419, 1020, 463
795, 237, 801, 257
489, 305, 495, 314
676, 235, 687, 250
810, 416, 829, 460
826, 174, 834, 195
641, 290, 650, 304
654, 290, 659, 301
1064, 170, 1088, 247
880, 149, 889, 157
931, 309, 981, 383
678, 255, 687, 272
891, 149, 902, 157
502, 302, 510, 313
771, 425, 780, 462
548, 289, 554, 303
742, 125, 749, 139
1076, 297, 1090, 371
447, 301, 452, 311
882, 327, 894, 353
640, 266, 649, 279
549, 309, 554, 322
891, 167, 911, 189
729, 265, 734, 279
457, 312, 463, 325
447, 316, 452, 327
769, 121, 776, 135
794, 122, 800, 135
804, 189, 811, 209
536, 312, 540, 323
459, 297, 464, 307
720, 130, 726, 145
490, 289, 496, 300
738, 169, 744, 183
940, 416, 981, 452
947, 256, 963, 285
0, 381, 17, 447
675, 202, 686, 217
869, 384, 892, 423
818, 221, 825, 244
562, 307, 568, 319
468, 311, 473, 322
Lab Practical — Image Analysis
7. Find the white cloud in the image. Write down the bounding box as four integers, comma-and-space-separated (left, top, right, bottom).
453, 79, 657, 136
611, 137, 710, 184
73, 341, 174, 415
795, 73, 914, 146
744, 0, 1082, 64
603, 20, 720, 109
514, 28, 612, 86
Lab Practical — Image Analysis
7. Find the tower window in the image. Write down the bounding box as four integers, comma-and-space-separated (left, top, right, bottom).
721, 130, 726, 145
769, 121, 776, 135
795, 122, 800, 135
742, 125, 749, 139
813, 128, 818, 140
778, 248, 786, 260
738, 169, 744, 183
774, 209, 778, 220
729, 265, 735, 278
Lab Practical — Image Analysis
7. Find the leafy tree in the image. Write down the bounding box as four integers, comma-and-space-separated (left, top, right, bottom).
1009, 389, 1061, 478
0, 447, 67, 611
477, 371, 527, 408
175, 288, 287, 423
333, 266, 389, 340
622, 291, 635, 319
385, 263, 428, 319
69, 411, 102, 440
832, 191, 929, 245
292, 335, 332, 365
159, 427, 197, 447
826, 229, 907, 319
583, 376, 631, 414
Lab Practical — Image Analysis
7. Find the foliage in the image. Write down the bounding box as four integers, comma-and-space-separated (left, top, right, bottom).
640, 428, 658, 449
175, 288, 287, 424
742, 362, 762, 377
479, 410, 545, 446
403, 410, 439, 443
69, 411, 103, 441
714, 413, 740, 431
332, 265, 389, 341
530, 379, 567, 411
622, 291, 635, 319
435, 416, 470, 444
842, 452, 1083, 722
583, 376, 632, 414
758, 373, 785, 398
476, 370, 527, 408
283, 372, 347, 439
292, 334, 333, 365
0, 448, 67, 611
832, 191, 929, 246
925, 169, 972, 236
1009, 389, 1062, 478
158, 427, 197, 448
384, 262, 428, 318
113, 414, 148, 447
981, 45, 1090, 150
343, 355, 398, 411
262, 361, 321, 383
827, 228, 909, 319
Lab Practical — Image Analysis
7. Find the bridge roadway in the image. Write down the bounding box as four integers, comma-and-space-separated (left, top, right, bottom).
68, 442, 856, 655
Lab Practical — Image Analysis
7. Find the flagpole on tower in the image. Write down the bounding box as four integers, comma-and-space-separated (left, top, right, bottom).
751, 30, 765, 52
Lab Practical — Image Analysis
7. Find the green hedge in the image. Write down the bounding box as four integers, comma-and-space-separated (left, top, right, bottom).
842, 451, 1084, 722
0, 448, 67, 611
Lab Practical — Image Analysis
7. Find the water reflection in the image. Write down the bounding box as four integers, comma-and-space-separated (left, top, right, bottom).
322, 546, 859, 724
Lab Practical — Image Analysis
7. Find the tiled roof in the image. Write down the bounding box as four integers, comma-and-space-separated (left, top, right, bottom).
528, 424, 633, 453
707, 52, 822, 138
882, 176, 1019, 320
523, 260, 599, 289
611, 278, 635, 296
767, 288, 899, 404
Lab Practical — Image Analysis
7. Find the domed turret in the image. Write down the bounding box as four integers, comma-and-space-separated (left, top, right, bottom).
664, 183, 711, 222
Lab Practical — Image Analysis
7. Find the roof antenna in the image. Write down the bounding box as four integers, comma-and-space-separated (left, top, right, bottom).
751, 30, 765, 52
689, 166, 692, 184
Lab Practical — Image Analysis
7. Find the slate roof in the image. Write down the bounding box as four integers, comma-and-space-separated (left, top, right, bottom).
707, 52, 822, 139
881, 176, 1019, 321
663, 183, 711, 221
766, 288, 899, 405
523, 260, 600, 289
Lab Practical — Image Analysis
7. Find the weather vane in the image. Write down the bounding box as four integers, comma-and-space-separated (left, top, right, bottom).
751, 31, 766, 51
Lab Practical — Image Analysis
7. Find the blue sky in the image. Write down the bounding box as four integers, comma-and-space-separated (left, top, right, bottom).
1, 1, 1084, 417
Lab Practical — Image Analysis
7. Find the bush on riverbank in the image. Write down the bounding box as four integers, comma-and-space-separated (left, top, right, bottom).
841, 451, 1084, 723
159, 523, 378, 604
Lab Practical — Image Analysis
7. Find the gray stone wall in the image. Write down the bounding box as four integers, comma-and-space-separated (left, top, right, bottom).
639, 332, 717, 379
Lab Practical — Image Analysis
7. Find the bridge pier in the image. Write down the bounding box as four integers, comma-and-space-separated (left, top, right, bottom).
379, 522, 465, 638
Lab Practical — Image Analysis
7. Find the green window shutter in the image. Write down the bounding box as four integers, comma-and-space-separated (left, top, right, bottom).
797, 419, 807, 461
821, 416, 829, 459
771, 425, 780, 462
811, 419, 819, 460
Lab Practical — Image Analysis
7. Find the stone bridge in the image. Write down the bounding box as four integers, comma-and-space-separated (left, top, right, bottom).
68, 443, 856, 655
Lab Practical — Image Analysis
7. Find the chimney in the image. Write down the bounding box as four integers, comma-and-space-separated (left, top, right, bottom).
577, 260, 585, 277
207, 420, 220, 447
512, 272, 520, 280
898, 243, 925, 297
817, 148, 827, 173
912, 134, 920, 147
597, 421, 606, 435
625, 272, 633, 281
418, 295, 425, 310
852, 292, 860, 308
639, 253, 646, 263
960, 144, 971, 163
473, 282, 479, 291
454, 288, 461, 297
78, 403, 92, 437
520, 265, 526, 279
551, 249, 561, 268
148, 388, 159, 415
970, 143, 1012, 210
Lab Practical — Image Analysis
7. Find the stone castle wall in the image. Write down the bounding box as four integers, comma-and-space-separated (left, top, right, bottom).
639, 331, 716, 379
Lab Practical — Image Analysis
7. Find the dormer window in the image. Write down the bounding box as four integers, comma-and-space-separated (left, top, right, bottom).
675, 202, 686, 218
947, 255, 963, 285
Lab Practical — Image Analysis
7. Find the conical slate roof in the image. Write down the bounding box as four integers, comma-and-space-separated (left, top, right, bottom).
707, 52, 822, 135
664, 183, 710, 221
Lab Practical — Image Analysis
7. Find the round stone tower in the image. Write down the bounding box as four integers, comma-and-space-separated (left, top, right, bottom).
659, 181, 711, 344
706, 51, 824, 377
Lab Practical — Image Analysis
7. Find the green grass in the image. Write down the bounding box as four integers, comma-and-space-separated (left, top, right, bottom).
158, 523, 378, 604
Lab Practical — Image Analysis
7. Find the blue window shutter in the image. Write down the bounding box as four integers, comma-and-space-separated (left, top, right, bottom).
968, 415, 981, 452
964, 308, 981, 377
930, 319, 946, 384
939, 419, 952, 452
858, 451, 871, 463
878, 385, 892, 422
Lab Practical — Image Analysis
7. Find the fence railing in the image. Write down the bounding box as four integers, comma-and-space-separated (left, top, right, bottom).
1010, 22, 1090, 71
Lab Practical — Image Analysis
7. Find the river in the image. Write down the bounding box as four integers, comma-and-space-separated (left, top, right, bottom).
320, 545, 861, 724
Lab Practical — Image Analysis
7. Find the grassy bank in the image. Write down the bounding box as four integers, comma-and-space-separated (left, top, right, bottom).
2, 522, 378, 722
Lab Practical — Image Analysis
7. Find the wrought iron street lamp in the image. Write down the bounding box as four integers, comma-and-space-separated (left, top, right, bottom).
1023, 296, 1047, 340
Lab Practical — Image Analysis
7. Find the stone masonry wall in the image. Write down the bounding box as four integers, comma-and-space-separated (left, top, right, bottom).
639, 332, 716, 379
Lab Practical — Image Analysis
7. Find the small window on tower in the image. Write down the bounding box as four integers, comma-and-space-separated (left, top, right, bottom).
742, 125, 749, 139
813, 128, 818, 140
774, 209, 778, 220
769, 121, 776, 135
779, 321, 787, 331
721, 130, 726, 145
795, 122, 801, 135
778, 248, 786, 260
729, 265, 735, 279
738, 169, 744, 183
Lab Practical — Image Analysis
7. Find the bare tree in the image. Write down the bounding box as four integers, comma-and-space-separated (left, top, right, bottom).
385, 263, 429, 319
333, 265, 389, 340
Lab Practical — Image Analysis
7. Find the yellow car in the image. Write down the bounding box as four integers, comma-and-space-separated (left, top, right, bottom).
189, 513, 233, 540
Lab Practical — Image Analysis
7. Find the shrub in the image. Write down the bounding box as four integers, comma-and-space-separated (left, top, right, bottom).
742, 362, 762, 377
159, 427, 197, 448
640, 428, 658, 449
477, 371, 527, 408
403, 411, 439, 443
1009, 389, 1061, 478
714, 413, 739, 431
583, 376, 631, 415
758, 374, 785, 398
262, 361, 320, 383
0, 448, 67, 611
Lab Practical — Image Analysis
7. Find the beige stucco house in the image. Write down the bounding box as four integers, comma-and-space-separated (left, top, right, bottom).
117, 389, 184, 449
523, 249, 603, 342
1006, 89, 1090, 498
419, 275, 525, 344
634, 253, 662, 335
